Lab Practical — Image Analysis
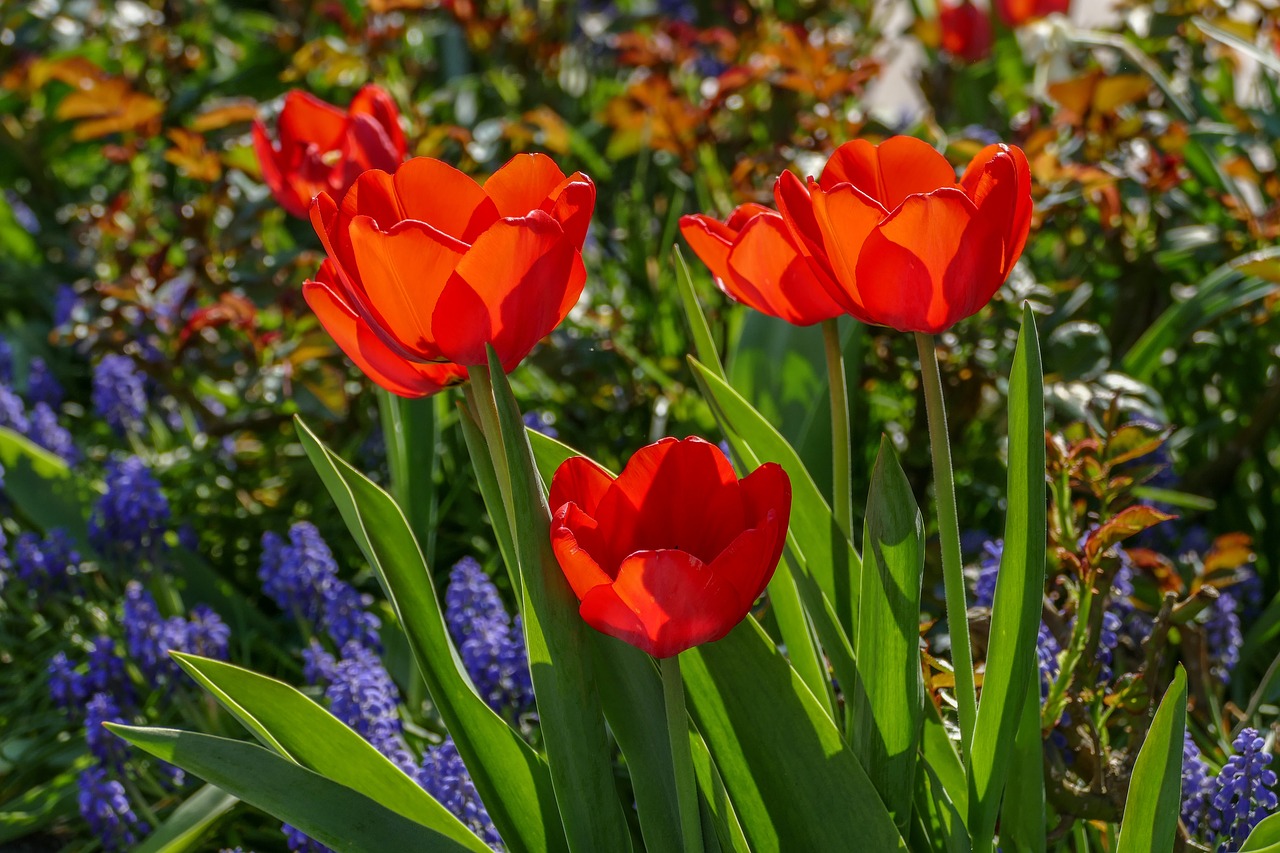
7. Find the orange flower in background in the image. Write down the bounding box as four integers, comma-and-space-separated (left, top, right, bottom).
774, 136, 1032, 334
252, 85, 407, 219
679, 205, 844, 326
995, 0, 1070, 27
939, 0, 994, 62
549, 437, 791, 658
303, 153, 595, 397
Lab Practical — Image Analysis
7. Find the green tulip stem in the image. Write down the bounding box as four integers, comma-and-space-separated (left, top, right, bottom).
662, 653, 704, 853
822, 318, 853, 541
915, 331, 977, 766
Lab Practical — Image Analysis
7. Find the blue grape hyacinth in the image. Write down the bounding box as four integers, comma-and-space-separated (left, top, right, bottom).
1211, 728, 1279, 849
78, 765, 148, 851
92, 353, 148, 435
444, 557, 534, 714
1182, 731, 1214, 839
419, 737, 503, 848
90, 456, 171, 559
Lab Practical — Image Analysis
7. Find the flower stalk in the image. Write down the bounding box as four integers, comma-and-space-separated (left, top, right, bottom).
915, 332, 977, 764
822, 318, 852, 540
662, 654, 704, 853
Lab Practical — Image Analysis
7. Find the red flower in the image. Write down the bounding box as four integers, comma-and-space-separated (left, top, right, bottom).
549, 437, 791, 658
774, 136, 1032, 334
303, 153, 595, 396
678, 204, 844, 326
252, 85, 407, 219
994, 0, 1070, 27
939, 0, 994, 62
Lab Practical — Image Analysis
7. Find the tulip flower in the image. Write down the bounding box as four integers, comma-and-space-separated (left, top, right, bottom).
678, 204, 844, 326
303, 154, 595, 396
939, 0, 994, 62
774, 136, 1031, 334
252, 85, 407, 219
549, 437, 791, 658
995, 0, 1070, 27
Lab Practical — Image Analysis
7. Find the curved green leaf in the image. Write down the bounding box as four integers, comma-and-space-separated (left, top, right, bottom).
969, 305, 1046, 845
133, 784, 238, 853
1116, 666, 1187, 853
108, 726, 476, 853
295, 416, 565, 853
1241, 812, 1280, 852
0, 426, 96, 544
684, 619, 907, 851
171, 653, 487, 851
853, 438, 925, 830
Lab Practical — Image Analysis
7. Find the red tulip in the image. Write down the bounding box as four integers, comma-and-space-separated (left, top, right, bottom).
303, 153, 595, 396
939, 0, 994, 62
774, 136, 1032, 334
549, 437, 791, 658
252, 85, 407, 219
678, 204, 844, 326
994, 0, 1070, 27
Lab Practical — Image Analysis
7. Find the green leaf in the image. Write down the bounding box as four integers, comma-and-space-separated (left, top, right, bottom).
1122, 247, 1280, 380
687, 357, 860, 719
683, 619, 907, 851
1241, 812, 1280, 852
0, 426, 95, 545
690, 729, 751, 853
295, 416, 565, 853
457, 400, 521, 597
378, 390, 439, 564
170, 653, 488, 851
1116, 666, 1187, 853
527, 426, 581, 483
481, 347, 634, 853
997, 688, 1046, 853
672, 244, 725, 380
108, 726, 477, 853
968, 305, 1046, 845
911, 759, 970, 853
853, 438, 925, 830
133, 784, 238, 853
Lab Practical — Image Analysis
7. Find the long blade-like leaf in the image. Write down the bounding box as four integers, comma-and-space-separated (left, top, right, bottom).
854, 438, 925, 830
1116, 666, 1187, 853
684, 619, 907, 850
968, 305, 1046, 844
482, 347, 634, 853
108, 726, 478, 853
295, 416, 564, 853
132, 784, 238, 853
171, 653, 488, 850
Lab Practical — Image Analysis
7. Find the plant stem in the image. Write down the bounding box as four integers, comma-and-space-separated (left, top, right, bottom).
914, 332, 977, 765
823, 318, 853, 541
662, 654, 703, 853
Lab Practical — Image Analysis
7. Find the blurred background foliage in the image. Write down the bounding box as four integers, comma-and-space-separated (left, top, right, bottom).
1, 0, 1280, 848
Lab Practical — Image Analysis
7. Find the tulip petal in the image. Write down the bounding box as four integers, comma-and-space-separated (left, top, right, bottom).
348, 84, 407, 160
808, 181, 889, 320
392, 158, 499, 244
549, 455, 615, 518
341, 168, 405, 231
679, 213, 771, 314
277, 90, 347, 155
341, 114, 404, 180
854, 188, 1005, 333
545, 173, 597, 248
252, 120, 307, 219
727, 213, 844, 325
581, 549, 744, 658
483, 153, 568, 218
820, 137, 958, 210
960, 143, 1033, 274
432, 211, 579, 368
551, 503, 615, 598
594, 437, 742, 568
725, 203, 774, 230
347, 215, 467, 362
774, 170, 837, 272
706, 523, 780, 613
303, 265, 465, 398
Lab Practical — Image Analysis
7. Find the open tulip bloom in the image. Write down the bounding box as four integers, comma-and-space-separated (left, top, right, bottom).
548, 436, 792, 658
303, 153, 596, 397
252, 85, 407, 220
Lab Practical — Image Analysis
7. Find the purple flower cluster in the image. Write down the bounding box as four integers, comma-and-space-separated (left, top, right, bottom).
1182, 728, 1279, 850
521, 410, 559, 439
77, 765, 148, 852
92, 353, 148, 435
445, 557, 534, 715
89, 456, 171, 558
0, 355, 78, 463
1203, 594, 1243, 685
419, 738, 503, 848
315, 641, 415, 774
26, 356, 64, 407
12, 528, 80, 593
122, 581, 230, 683
259, 523, 380, 649
971, 538, 1002, 608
